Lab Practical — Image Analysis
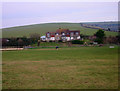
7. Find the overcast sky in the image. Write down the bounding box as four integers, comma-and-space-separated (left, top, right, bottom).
2, 2, 118, 28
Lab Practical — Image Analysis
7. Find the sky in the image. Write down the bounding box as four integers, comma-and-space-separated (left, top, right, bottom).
1, 1, 118, 28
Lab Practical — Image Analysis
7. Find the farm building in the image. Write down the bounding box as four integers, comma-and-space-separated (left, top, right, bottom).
45, 28, 81, 42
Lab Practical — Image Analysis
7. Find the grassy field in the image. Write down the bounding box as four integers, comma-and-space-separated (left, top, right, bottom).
2, 46, 118, 89
31, 42, 61, 47
2, 23, 118, 38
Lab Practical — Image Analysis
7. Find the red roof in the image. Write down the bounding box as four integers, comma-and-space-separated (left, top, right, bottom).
51, 35, 55, 37
66, 35, 70, 37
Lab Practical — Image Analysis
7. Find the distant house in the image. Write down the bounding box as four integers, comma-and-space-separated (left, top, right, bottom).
46, 28, 80, 42
46, 32, 55, 42
55, 32, 61, 42
40, 36, 46, 42
46, 32, 51, 42
50, 32, 55, 41
69, 31, 80, 40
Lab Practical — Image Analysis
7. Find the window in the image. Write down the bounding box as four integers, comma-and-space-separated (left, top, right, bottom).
47, 33, 50, 37
57, 37, 59, 40
62, 32, 65, 35
70, 32, 74, 36
66, 32, 69, 35
76, 32, 79, 35
56, 33, 58, 35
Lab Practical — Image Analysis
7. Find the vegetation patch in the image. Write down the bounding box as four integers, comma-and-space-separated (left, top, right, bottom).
2, 46, 118, 89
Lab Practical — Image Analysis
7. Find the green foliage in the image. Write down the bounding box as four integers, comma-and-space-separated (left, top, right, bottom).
32, 42, 61, 47
2, 37, 38, 47
94, 38, 103, 44
71, 40, 84, 44
95, 29, 105, 38
94, 29, 105, 44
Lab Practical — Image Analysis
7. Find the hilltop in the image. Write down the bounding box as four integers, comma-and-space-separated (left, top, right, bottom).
2, 22, 118, 38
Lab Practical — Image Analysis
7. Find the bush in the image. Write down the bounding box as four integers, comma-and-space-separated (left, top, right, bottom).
58, 40, 62, 42
94, 38, 103, 44
89, 42, 93, 45
71, 40, 84, 44
94, 29, 105, 44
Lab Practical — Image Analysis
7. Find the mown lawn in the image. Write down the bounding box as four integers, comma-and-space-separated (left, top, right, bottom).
2, 46, 118, 89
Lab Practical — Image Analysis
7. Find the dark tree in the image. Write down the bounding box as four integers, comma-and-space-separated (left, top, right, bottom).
37, 40, 41, 46
18, 38, 24, 47
104, 36, 118, 44
94, 29, 105, 44
30, 33, 40, 44
116, 34, 120, 44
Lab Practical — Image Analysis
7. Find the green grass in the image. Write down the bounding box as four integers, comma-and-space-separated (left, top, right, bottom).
2, 46, 118, 89
32, 42, 61, 47
2, 23, 118, 38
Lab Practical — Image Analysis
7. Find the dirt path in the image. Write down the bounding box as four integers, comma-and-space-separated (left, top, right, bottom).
1, 48, 23, 51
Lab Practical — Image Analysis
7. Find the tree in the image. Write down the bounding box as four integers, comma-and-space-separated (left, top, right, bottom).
37, 40, 41, 46
30, 33, 40, 44
104, 36, 118, 44
94, 29, 105, 44
71, 40, 84, 44
9, 38, 18, 46
18, 38, 24, 47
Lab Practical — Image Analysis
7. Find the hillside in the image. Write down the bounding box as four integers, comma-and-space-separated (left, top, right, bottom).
2, 22, 118, 38
80, 21, 119, 32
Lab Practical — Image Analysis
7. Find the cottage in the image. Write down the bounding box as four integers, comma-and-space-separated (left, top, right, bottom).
55, 33, 61, 42
69, 31, 80, 40
66, 32, 71, 41
50, 32, 55, 41
46, 32, 55, 42
46, 32, 51, 42
46, 28, 80, 42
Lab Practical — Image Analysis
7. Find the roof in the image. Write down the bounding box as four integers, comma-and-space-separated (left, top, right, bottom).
56, 28, 69, 34
69, 30, 80, 32
41, 36, 46, 38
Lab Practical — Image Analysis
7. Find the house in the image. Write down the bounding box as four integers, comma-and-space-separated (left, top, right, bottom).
55, 32, 61, 42
50, 32, 55, 41
46, 32, 55, 42
69, 31, 80, 40
46, 28, 80, 42
40, 36, 46, 42
66, 32, 71, 41
56, 28, 70, 42
61, 32, 66, 42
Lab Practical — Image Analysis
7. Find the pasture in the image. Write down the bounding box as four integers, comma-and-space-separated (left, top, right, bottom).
2, 46, 118, 89
2, 23, 118, 38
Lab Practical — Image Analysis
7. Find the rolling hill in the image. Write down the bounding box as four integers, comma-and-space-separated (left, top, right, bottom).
80, 21, 119, 32
2, 22, 118, 38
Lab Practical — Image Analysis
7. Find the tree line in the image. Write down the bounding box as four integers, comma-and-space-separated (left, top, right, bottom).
2, 33, 40, 47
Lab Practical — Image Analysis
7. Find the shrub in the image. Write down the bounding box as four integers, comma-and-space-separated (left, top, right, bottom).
58, 40, 62, 42
94, 29, 105, 44
71, 40, 84, 44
